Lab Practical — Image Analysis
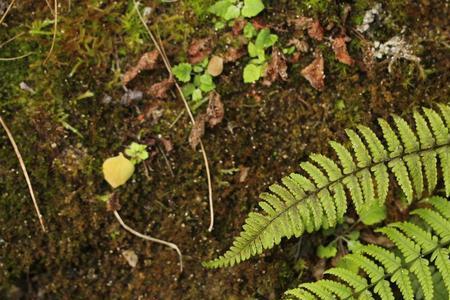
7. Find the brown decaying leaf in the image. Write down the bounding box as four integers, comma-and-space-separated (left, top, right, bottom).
189, 114, 206, 150
206, 92, 224, 127
123, 50, 159, 85
189, 93, 225, 149
361, 231, 394, 248
307, 20, 324, 41
290, 16, 312, 30
159, 137, 173, 153
312, 258, 326, 280
232, 19, 246, 35
288, 38, 309, 53
263, 48, 288, 86
188, 38, 212, 65
223, 47, 246, 62
332, 36, 354, 66
146, 77, 175, 99
301, 51, 325, 91
239, 166, 249, 183
207, 56, 224, 77
122, 250, 138, 268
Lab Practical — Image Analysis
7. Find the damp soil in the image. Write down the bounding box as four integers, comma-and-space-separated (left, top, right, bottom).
0, 1, 449, 299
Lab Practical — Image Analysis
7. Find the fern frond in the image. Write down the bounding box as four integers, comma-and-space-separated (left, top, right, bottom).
204, 105, 450, 269
285, 196, 450, 300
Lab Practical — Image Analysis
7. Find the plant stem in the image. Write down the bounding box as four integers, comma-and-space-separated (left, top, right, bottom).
113, 210, 183, 272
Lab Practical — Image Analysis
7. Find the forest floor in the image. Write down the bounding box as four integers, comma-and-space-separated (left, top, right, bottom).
0, 0, 449, 299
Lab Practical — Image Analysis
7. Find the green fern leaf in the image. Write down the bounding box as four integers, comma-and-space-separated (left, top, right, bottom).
412, 208, 450, 243
346, 129, 372, 168
428, 196, 450, 219
300, 282, 335, 299
431, 248, 450, 295
359, 244, 402, 273
316, 279, 353, 299
325, 267, 368, 292
390, 222, 438, 252
376, 227, 420, 263
410, 258, 434, 300
438, 103, 450, 127
285, 288, 317, 300
374, 280, 395, 300
204, 106, 450, 269
391, 269, 414, 300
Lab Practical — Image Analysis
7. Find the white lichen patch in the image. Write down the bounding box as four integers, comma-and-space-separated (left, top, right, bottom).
357, 3, 383, 33
373, 36, 421, 73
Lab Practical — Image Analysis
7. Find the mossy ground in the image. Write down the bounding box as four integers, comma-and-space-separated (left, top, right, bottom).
0, 0, 449, 299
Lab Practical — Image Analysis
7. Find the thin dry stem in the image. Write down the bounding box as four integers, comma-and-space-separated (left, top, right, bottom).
0, 116, 47, 232
0, 32, 24, 49
133, 0, 215, 231
43, 0, 58, 64
0, 52, 33, 61
113, 210, 183, 272
0, 0, 16, 25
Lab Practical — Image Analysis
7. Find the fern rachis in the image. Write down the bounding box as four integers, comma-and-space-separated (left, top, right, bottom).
204, 104, 450, 269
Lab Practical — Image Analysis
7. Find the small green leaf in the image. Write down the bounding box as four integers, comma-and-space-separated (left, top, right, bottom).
243, 22, 257, 38
195, 74, 216, 92
224, 5, 240, 20
182, 83, 196, 97
243, 63, 263, 83
360, 202, 387, 225
255, 28, 278, 49
125, 142, 149, 164
172, 63, 192, 82
241, 0, 265, 18
317, 244, 338, 258
192, 88, 203, 102
214, 21, 226, 30
209, 0, 234, 18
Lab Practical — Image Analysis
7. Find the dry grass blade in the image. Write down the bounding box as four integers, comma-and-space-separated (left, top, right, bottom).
43, 0, 58, 64
132, 0, 215, 231
113, 210, 183, 272
0, 116, 47, 232
0, 0, 16, 25
0, 52, 33, 61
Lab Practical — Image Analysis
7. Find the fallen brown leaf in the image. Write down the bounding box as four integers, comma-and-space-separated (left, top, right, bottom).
122, 250, 138, 268
147, 77, 175, 99
239, 166, 250, 183
312, 258, 326, 280
361, 231, 394, 248
159, 137, 173, 153
223, 47, 246, 62
290, 16, 312, 30
288, 38, 309, 53
263, 48, 288, 86
301, 51, 325, 91
188, 38, 212, 65
332, 36, 354, 66
123, 50, 159, 85
308, 20, 324, 41
232, 19, 246, 35
189, 114, 207, 150
206, 92, 224, 127
207, 56, 224, 77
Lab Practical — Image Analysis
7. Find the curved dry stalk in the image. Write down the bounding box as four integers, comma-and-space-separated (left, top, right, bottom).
0, 52, 33, 61
132, 0, 215, 231
0, 0, 16, 25
43, 0, 58, 64
0, 32, 25, 49
113, 210, 183, 272
0, 116, 47, 232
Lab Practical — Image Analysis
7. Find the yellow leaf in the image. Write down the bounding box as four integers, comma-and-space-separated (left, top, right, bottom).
102, 153, 135, 188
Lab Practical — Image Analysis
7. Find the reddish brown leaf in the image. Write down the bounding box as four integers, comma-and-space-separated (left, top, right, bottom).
251, 19, 266, 30
123, 50, 159, 85
189, 114, 206, 150
232, 19, 247, 35
159, 137, 173, 153
301, 51, 325, 91
188, 38, 212, 65
206, 92, 224, 127
288, 38, 309, 53
308, 20, 324, 41
239, 166, 250, 183
332, 36, 354, 66
263, 48, 288, 86
147, 77, 175, 99
223, 47, 246, 62
290, 16, 312, 30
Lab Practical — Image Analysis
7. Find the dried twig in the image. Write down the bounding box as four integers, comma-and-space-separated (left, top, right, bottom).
0, 52, 33, 61
43, 0, 58, 64
0, 0, 16, 25
113, 210, 183, 272
0, 116, 47, 232
133, 0, 215, 231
